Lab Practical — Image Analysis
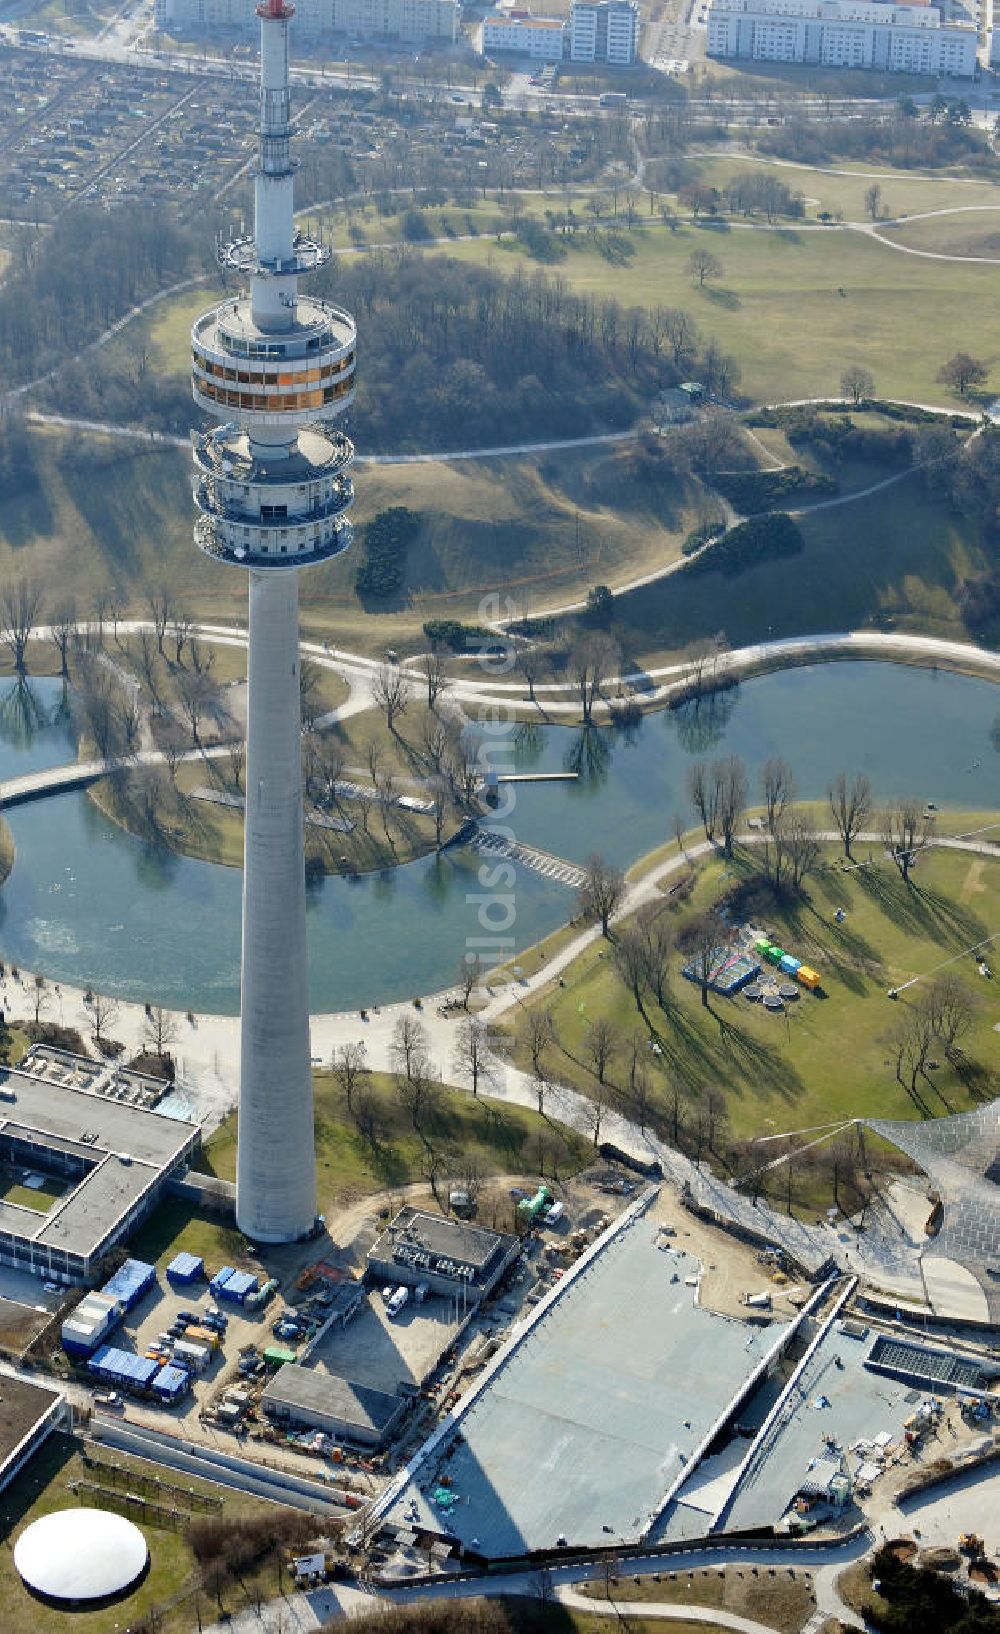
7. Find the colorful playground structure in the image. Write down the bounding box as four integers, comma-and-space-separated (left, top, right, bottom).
681, 932, 821, 997
753, 937, 821, 991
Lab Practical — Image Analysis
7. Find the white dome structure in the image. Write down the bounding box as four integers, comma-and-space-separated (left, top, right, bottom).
14, 1507, 148, 1604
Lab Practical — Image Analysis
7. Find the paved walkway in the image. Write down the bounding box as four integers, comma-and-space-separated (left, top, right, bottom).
556, 1582, 795, 1634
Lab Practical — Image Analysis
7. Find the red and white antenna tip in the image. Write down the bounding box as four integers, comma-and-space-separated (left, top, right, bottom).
256, 0, 294, 17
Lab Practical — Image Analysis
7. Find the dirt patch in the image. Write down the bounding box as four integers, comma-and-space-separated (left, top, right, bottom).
660, 1192, 806, 1322
587, 1563, 816, 1634
960, 859, 986, 900
886, 1536, 917, 1563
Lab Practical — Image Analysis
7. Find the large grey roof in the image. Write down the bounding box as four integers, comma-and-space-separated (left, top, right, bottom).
262, 1364, 402, 1436
0, 1066, 197, 1259
387, 1209, 789, 1557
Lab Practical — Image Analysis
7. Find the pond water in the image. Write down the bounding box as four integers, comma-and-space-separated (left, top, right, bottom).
0, 662, 996, 1015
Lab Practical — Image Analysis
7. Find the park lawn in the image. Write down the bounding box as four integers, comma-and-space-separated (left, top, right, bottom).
582, 1563, 816, 1634
4, 423, 699, 653
103, 697, 466, 874
433, 220, 1000, 406
503, 843, 1000, 1143
879, 209, 1000, 257
607, 470, 982, 667
0, 1432, 284, 1634
688, 152, 1000, 224
111, 630, 349, 712
158, 750, 444, 875
198, 1070, 592, 1207
142, 281, 226, 374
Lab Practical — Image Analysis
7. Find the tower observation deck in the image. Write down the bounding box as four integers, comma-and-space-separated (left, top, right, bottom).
191, 0, 356, 1243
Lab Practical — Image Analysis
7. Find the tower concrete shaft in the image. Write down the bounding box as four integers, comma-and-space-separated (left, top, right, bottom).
191, 0, 356, 1241
238, 568, 313, 1240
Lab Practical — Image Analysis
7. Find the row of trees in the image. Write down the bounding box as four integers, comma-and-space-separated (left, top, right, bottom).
684, 755, 932, 885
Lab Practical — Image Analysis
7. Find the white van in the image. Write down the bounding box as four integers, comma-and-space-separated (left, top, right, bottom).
544, 1201, 565, 1227
386, 1286, 409, 1319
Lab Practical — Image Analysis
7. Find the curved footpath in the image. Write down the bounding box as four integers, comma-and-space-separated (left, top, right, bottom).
189, 1532, 872, 1633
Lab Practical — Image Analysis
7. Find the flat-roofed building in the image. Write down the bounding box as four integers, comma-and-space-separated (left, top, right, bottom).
707, 0, 976, 75
261, 1363, 407, 1447
482, 9, 567, 57
0, 1064, 199, 1285
155, 0, 457, 40
568, 0, 640, 63
0, 1376, 68, 1494
368, 1206, 520, 1305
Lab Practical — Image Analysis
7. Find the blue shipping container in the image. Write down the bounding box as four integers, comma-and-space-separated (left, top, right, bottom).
779, 955, 801, 975
88, 1346, 159, 1390
210, 1266, 236, 1295
167, 1251, 204, 1285
152, 1364, 191, 1400
219, 1270, 258, 1304
101, 1259, 156, 1311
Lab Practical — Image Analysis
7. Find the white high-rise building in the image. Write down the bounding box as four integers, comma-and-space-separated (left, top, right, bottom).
707, 0, 976, 75
191, 0, 356, 1242
568, 0, 640, 63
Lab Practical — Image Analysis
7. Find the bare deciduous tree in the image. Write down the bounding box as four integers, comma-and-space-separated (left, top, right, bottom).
143, 1006, 178, 1057
457, 951, 484, 1009
146, 587, 174, 656
520, 1007, 555, 1081
452, 1016, 494, 1098
429, 775, 450, 851
763, 806, 821, 894
828, 771, 873, 860
585, 1016, 619, 1085
86, 990, 121, 1050
419, 648, 449, 709
372, 661, 409, 731
299, 660, 323, 731
170, 611, 195, 665
0, 578, 43, 672
923, 972, 977, 1060
687, 247, 723, 287
881, 798, 932, 882
228, 740, 245, 791
677, 911, 727, 1008
517, 643, 549, 706
331, 1039, 368, 1115
48, 597, 77, 678
714, 755, 747, 858
568, 632, 619, 725
577, 852, 626, 936
841, 365, 874, 405
761, 756, 795, 835
391, 1014, 430, 1084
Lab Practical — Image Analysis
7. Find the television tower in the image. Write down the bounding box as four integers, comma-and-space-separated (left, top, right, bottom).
191, 0, 356, 1241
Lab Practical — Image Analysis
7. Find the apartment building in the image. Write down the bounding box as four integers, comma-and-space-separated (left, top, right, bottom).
482, 0, 640, 64
155, 0, 457, 41
706, 0, 976, 76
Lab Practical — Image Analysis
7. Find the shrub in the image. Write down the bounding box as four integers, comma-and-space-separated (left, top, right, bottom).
712, 465, 837, 512
355, 506, 421, 599
684, 512, 804, 578
422, 618, 494, 652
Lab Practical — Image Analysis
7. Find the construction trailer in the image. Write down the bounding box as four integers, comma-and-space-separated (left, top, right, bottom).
100, 1259, 156, 1311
